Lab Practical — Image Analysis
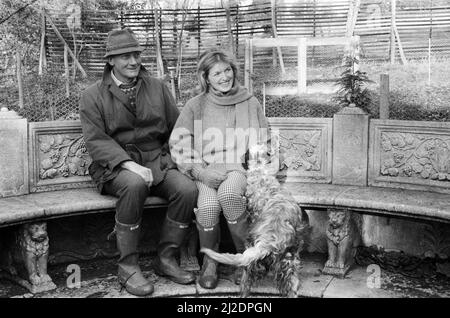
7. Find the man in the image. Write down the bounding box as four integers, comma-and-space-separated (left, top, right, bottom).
79, 28, 198, 296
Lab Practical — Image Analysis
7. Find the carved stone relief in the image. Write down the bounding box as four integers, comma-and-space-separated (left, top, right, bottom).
28, 122, 95, 192
279, 130, 322, 172
268, 118, 332, 183
38, 134, 91, 181
379, 132, 450, 182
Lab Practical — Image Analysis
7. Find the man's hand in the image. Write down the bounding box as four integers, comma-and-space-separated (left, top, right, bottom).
198, 169, 227, 189
121, 161, 153, 186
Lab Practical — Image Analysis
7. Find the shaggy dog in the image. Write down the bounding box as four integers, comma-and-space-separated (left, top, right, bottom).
201, 143, 310, 297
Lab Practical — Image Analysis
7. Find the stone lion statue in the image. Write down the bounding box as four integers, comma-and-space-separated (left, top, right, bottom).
322, 209, 360, 278
0, 222, 56, 293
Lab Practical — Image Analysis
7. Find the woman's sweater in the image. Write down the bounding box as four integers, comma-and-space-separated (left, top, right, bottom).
169, 85, 269, 179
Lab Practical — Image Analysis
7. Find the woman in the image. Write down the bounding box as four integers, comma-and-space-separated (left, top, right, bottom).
169, 49, 269, 289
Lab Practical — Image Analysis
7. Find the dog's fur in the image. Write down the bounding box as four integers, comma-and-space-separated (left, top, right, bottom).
201, 144, 310, 297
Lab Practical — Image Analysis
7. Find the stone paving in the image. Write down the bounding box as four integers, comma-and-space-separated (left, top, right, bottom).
1, 253, 449, 298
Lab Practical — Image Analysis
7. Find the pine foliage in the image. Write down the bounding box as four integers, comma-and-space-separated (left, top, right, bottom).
333, 55, 373, 110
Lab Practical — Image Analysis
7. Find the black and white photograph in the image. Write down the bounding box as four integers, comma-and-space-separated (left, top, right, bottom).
0, 0, 449, 304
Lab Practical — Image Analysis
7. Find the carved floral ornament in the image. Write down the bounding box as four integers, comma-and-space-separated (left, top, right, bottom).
380, 132, 450, 181
38, 134, 91, 180
278, 130, 321, 172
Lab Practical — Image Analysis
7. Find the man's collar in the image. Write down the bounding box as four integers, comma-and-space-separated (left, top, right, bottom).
111, 70, 137, 87
102, 63, 147, 86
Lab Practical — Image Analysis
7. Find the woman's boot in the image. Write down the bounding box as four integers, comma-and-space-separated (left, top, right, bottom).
115, 220, 154, 296
227, 213, 249, 285
197, 222, 220, 289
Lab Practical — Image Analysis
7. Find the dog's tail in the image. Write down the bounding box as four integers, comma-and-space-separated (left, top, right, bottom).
200, 245, 269, 267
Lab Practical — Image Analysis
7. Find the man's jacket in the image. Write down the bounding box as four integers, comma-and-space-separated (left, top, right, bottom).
79, 64, 179, 193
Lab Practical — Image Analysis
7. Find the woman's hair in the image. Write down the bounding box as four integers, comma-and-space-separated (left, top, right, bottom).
196, 48, 239, 94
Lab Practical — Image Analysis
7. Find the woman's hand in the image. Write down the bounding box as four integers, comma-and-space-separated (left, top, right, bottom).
198, 169, 227, 189
121, 161, 154, 187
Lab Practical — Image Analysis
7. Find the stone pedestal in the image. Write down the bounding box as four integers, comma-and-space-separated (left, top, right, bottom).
0, 107, 28, 197
325, 106, 367, 277
332, 106, 369, 186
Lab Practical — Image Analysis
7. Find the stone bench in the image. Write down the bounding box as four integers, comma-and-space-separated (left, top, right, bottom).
1, 106, 450, 294
285, 183, 450, 276
0, 114, 186, 294
0, 188, 168, 228
268, 110, 450, 277
0, 117, 171, 228
286, 183, 450, 224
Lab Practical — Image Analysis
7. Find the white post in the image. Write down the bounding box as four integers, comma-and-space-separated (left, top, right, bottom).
297, 38, 307, 94
428, 38, 431, 85
244, 39, 251, 91
262, 82, 266, 115
271, 0, 285, 74
16, 52, 24, 109
64, 45, 70, 98
390, 0, 396, 63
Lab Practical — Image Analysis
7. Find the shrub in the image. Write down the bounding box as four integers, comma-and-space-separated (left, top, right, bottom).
333, 56, 373, 110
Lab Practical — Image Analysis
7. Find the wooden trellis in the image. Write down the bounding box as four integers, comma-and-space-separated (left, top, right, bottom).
245, 36, 360, 95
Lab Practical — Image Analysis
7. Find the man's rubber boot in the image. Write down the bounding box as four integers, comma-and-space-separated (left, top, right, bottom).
153, 217, 196, 285
115, 220, 154, 296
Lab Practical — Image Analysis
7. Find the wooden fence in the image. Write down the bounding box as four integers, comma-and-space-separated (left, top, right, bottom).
42, 0, 450, 79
